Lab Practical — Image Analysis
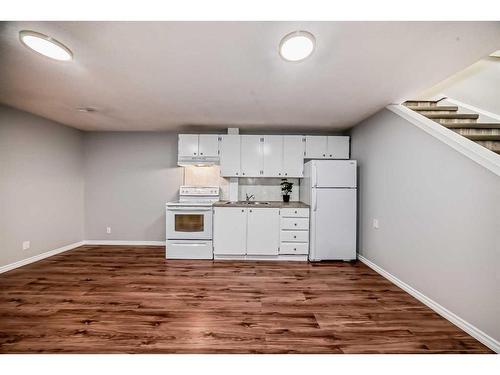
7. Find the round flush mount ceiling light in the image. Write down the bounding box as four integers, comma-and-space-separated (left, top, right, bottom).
19, 30, 73, 61
279, 31, 315, 62
490, 50, 500, 58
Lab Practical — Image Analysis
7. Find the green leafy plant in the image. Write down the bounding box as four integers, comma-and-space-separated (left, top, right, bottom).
280, 179, 294, 196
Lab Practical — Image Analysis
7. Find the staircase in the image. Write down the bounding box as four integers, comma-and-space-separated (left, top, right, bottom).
403, 100, 500, 154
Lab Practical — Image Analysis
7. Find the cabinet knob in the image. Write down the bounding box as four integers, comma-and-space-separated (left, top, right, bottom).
329, 154, 332, 157
200, 152, 204, 155
242, 172, 245, 175
236, 172, 239, 175
241, 209, 244, 212
285, 173, 288, 176
294, 210, 297, 214
322, 154, 326, 157
278, 173, 281, 176
294, 248, 297, 251
293, 235, 297, 239
249, 209, 252, 213
294, 223, 297, 226
194, 152, 197, 155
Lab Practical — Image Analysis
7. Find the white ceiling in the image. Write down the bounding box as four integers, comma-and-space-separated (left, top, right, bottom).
1, 21, 499, 132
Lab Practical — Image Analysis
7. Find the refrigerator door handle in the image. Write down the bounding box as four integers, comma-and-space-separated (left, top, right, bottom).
313, 164, 318, 187
313, 190, 318, 212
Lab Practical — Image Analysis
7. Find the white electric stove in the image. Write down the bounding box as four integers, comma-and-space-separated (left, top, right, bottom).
166, 186, 220, 259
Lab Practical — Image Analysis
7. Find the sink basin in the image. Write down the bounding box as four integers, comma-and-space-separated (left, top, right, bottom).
224, 201, 270, 205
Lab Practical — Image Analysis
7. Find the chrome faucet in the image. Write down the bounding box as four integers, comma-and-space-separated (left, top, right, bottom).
245, 193, 255, 202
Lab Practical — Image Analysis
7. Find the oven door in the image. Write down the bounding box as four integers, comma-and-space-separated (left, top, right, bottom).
166, 206, 213, 240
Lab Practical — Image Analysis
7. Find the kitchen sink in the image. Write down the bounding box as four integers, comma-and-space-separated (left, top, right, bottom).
224, 201, 270, 205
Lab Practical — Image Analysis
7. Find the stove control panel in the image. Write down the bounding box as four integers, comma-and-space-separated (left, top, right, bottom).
180, 186, 220, 197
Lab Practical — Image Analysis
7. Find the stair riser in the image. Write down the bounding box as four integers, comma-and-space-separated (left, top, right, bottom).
417, 110, 458, 115
475, 141, 500, 152
453, 129, 500, 136
435, 119, 478, 124
464, 135, 500, 141
404, 102, 438, 107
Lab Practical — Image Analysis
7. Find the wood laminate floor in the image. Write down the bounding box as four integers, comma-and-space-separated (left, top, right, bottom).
0, 245, 492, 353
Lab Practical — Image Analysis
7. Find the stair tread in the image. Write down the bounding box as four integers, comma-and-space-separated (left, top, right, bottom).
425, 113, 479, 119
444, 123, 500, 129
408, 106, 458, 111
404, 100, 442, 104
464, 134, 500, 141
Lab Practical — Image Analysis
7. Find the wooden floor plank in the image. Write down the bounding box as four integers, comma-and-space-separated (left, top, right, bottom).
0, 245, 492, 353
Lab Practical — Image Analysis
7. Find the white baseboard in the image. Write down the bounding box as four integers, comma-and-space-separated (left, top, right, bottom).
84, 240, 165, 246
358, 255, 500, 353
214, 254, 307, 261
0, 241, 85, 274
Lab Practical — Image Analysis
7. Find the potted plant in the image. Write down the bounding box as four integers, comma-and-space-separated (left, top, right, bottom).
280, 179, 294, 203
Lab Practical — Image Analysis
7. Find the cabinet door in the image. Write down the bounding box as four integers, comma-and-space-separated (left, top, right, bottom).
213, 208, 247, 255
304, 136, 327, 159
262, 135, 283, 177
327, 136, 350, 159
246, 208, 280, 255
219, 135, 241, 177
178, 134, 199, 158
198, 134, 220, 158
240, 135, 263, 177
282, 135, 304, 177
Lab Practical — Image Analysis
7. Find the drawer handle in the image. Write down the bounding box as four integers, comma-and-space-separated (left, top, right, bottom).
294, 223, 297, 226
294, 210, 297, 214
293, 235, 296, 239
294, 248, 297, 251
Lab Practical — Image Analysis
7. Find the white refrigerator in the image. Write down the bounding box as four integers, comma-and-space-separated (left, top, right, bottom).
300, 160, 357, 261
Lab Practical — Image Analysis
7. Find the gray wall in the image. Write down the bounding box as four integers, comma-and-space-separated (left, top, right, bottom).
419, 57, 500, 116
84, 132, 182, 241
350, 108, 500, 342
0, 105, 84, 267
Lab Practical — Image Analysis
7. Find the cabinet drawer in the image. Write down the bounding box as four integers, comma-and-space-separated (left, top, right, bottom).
280, 242, 309, 255
280, 208, 309, 218
280, 217, 309, 230
280, 230, 309, 242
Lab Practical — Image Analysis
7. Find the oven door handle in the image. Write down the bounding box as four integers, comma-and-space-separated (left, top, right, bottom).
167, 207, 212, 211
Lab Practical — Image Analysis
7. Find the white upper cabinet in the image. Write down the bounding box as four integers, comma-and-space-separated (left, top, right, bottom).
327, 136, 350, 159
305, 136, 350, 159
246, 208, 280, 255
304, 136, 328, 159
283, 136, 305, 177
178, 134, 220, 164
219, 134, 241, 176
240, 135, 263, 177
185, 133, 350, 177
178, 134, 199, 158
262, 135, 283, 177
198, 135, 220, 158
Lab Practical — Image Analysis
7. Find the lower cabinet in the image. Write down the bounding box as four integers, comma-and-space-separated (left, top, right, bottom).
213, 207, 280, 256
213, 207, 247, 255
247, 208, 280, 255
279, 208, 310, 255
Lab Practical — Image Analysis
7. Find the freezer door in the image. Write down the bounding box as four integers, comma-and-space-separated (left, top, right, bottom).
310, 188, 356, 261
314, 160, 357, 188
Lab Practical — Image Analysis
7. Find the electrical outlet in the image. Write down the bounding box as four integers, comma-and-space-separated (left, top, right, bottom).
22, 241, 30, 250
106, 227, 111, 234
373, 219, 379, 229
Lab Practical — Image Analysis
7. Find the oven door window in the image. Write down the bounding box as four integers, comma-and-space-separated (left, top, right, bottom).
175, 214, 204, 232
